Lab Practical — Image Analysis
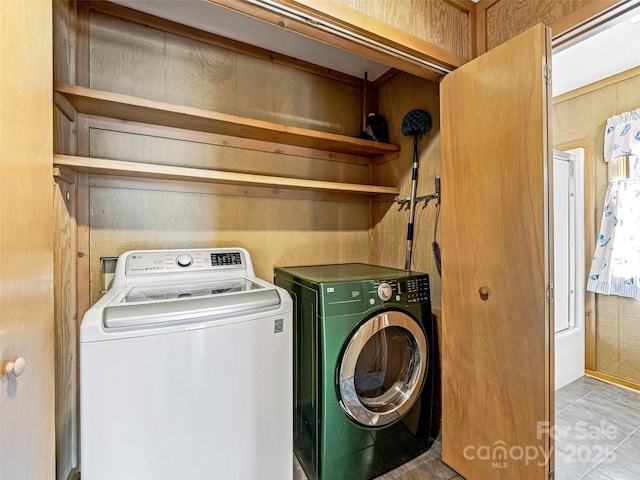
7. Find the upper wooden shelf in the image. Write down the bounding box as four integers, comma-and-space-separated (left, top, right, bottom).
54, 83, 400, 158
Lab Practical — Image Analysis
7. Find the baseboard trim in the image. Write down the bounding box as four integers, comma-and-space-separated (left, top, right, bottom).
585, 369, 640, 393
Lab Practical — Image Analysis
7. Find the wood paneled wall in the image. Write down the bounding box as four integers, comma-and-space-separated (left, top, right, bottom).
335, 0, 473, 59
476, 0, 622, 55
376, 72, 442, 309
83, 9, 371, 302
89, 12, 362, 135
553, 67, 640, 386
327, 0, 628, 77
483, 0, 592, 50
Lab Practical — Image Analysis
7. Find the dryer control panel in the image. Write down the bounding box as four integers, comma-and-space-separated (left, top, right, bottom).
320, 275, 430, 316
372, 275, 430, 305
398, 276, 431, 304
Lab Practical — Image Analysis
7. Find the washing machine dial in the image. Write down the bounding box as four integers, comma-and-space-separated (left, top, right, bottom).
175, 254, 193, 267
377, 282, 393, 302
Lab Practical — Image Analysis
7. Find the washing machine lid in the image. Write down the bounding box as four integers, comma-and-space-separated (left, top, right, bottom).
122, 278, 262, 303
102, 279, 281, 329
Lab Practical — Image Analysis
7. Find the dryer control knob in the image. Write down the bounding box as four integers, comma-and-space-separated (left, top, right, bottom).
377, 282, 393, 302
176, 254, 193, 267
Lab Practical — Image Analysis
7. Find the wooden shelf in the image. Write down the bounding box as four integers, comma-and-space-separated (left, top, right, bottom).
53, 155, 400, 197
54, 83, 400, 157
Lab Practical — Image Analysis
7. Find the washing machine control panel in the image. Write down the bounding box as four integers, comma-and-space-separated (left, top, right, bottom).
372, 275, 430, 305
122, 249, 249, 276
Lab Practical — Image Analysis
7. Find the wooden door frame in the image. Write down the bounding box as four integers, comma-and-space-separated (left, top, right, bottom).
554, 140, 596, 371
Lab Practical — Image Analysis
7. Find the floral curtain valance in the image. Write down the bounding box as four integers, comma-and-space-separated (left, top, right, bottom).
604, 108, 640, 162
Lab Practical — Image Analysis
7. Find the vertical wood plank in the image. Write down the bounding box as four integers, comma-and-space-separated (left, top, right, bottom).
53, 3, 81, 478
583, 145, 597, 371
75, 2, 91, 325
54, 177, 78, 480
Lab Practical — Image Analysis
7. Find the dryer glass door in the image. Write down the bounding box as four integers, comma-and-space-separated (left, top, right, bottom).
337, 311, 427, 427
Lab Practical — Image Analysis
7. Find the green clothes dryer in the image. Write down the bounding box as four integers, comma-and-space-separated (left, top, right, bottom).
275, 263, 439, 480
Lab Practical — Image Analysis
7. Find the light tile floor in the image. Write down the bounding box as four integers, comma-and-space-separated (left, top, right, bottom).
555, 376, 640, 480
294, 376, 640, 480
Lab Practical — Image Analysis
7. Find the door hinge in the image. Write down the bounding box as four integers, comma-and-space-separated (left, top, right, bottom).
546, 284, 554, 303
544, 64, 552, 85
549, 470, 555, 479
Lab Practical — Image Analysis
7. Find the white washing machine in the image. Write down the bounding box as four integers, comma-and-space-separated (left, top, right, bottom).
80, 248, 292, 480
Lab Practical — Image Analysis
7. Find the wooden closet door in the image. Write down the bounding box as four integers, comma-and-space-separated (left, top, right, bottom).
0, 1, 55, 479
440, 24, 553, 480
